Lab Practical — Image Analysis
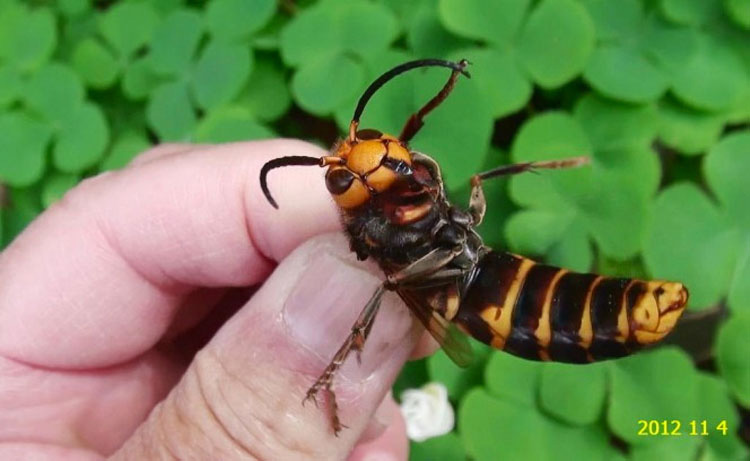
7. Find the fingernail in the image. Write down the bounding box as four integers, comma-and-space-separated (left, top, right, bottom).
283, 247, 379, 381
283, 240, 413, 382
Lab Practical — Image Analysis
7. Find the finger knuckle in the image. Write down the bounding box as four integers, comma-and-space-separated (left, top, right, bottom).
179, 349, 323, 460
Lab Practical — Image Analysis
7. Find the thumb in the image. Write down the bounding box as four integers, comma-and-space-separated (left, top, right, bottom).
112, 233, 420, 460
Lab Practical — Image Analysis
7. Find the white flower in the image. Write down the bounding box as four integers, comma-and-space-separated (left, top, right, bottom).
399, 382, 455, 442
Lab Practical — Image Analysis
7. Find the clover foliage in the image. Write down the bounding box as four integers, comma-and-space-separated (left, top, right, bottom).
0, 0, 748, 459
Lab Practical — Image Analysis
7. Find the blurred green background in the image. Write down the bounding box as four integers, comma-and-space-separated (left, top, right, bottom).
0, 0, 748, 459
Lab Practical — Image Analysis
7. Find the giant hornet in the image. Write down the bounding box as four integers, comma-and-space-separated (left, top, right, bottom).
260, 59, 689, 433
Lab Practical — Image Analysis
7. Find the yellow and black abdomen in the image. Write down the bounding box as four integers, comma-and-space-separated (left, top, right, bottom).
454, 251, 688, 363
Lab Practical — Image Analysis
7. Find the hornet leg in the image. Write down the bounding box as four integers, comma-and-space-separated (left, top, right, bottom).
303, 284, 386, 434
468, 175, 487, 226
468, 156, 590, 225
305, 246, 461, 435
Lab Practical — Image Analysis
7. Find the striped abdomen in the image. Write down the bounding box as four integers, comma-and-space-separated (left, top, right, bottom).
454, 251, 688, 363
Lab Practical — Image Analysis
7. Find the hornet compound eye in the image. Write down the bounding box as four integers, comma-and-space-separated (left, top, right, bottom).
325, 167, 355, 195
326, 167, 370, 209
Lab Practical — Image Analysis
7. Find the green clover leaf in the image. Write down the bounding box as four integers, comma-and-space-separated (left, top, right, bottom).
450, 47, 532, 118
206, 0, 276, 42
575, 93, 660, 152
69, 2, 164, 91
148, 0, 185, 15
98, 1, 159, 59
249, 12, 286, 50
378, 0, 426, 29
281, 0, 399, 116
727, 83, 750, 125
582, 1, 700, 104
407, 0, 471, 58
506, 106, 659, 269
435, 0, 594, 118
660, 0, 722, 27
17, 61, 112, 176
608, 348, 699, 445
517, 0, 595, 89
292, 53, 365, 116
505, 112, 593, 269
238, 55, 291, 122
149, 9, 204, 77
279, 5, 338, 66
12, 59, 113, 178
460, 389, 546, 461
0, 4, 56, 72
640, 16, 700, 76
58, 6, 98, 51
71, 38, 119, 89
485, 352, 542, 406
629, 437, 700, 461
643, 182, 739, 310
427, 340, 491, 401
280, 0, 398, 67
191, 40, 253, 111
704, 132, 750, 229
195, 106, 274, 142
584, 44, 669, 103
57, 0, 91, 18
24, 63, 85, 122
122, 56, 162, 101
697, 372, 749, 458
2, 187, 42, 247
53, 103, 109, 173
539, 362, 607, 425
0, 111, 51, 187
435, 1, 535, 116
100, 130, 151, 171
146, 81, 196, 141
41, 173, 80, 208
460, 388, 616, 461
143, 11, 265, 139
657, 96, 726, 155
411, 433, 465, 461
0, 65, 22, 108
716, 313, 750, 407
725, 0, 750, 29
580, 0, 641, 41
506, 210, 587, 269
648, 131, 750, 311
671, 33, 748, 112
438, 0, 530, 47
331, 0, 401, 61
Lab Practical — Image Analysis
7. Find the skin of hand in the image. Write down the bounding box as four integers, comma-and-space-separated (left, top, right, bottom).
0, 140, 437, 460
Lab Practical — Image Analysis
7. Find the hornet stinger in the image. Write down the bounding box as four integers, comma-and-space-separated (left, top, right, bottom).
259, 59, 689, 434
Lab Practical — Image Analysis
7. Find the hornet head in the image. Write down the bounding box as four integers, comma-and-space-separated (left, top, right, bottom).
260, 59, 470, 210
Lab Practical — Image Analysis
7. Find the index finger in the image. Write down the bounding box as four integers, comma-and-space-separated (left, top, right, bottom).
0, 140, 339, 368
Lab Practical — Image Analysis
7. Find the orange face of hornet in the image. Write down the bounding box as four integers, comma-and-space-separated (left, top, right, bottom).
323, 130, 412, 209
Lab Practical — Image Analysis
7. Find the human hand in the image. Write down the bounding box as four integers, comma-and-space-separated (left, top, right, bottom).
0, 140, 426, 460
